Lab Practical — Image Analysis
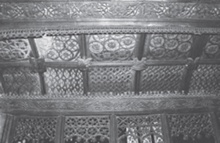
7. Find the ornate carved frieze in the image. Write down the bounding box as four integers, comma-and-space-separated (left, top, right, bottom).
0, 1, 220, 38
0, 2, 220, 20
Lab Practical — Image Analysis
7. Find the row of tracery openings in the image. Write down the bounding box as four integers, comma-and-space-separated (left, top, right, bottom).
8, 112, 217, 143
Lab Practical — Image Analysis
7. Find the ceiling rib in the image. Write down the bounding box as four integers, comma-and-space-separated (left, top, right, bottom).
133, 34, 147, 94
180, 35, 209, 94
79, 34, 89, 95
28, 38, 47, 95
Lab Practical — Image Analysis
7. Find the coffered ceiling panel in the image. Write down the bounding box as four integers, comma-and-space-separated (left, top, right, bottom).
87, 34, 138, 61
1, 67, 41, 95
140, 65, 185, 93
201, 35, 220, 60
189, 65, 220, 94
0, 39, 31, 62
89, 66, 132, 93
144, 34, 193, 60
35, 35, 81, 61
44, 67, 84, 95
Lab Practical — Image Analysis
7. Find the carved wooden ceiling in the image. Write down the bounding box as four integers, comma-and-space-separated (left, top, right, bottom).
0, 0, 220, 112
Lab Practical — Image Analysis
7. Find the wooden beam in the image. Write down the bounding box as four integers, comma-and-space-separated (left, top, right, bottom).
110, 114, 117, 143
133, 34, 147, 94
4, 114, 15, 143
180, 35, 209, 94
210, 112, 220, 143
0, 69, 6, 93
28, 38, 47, 95
79, 34, 89, 95
55, 116, 64, 143
28, 38, 39, 58
161, 114, 173, 143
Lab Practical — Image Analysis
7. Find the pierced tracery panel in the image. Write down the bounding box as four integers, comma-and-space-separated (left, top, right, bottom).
12, 116, 57, 143
89, 67, 132, 93
145, 34, 193, 60
0, 39, 31, 62
117, 114, 164, 143
88, 34, 137, 61
64, 116, 110, 143
141, 65, 185, 92
44, 67, 84, 95
202, 35, 220, 59
2, 67, 41, 95
168, 113, 215, 143
189, 65, 220, 94
35, 35, 80, 61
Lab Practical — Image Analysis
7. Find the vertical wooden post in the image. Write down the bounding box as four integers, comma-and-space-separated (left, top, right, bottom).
79, 34, 90, 95
110, 114, 117, 143
0, 69, 6, 93
133, 34, 147, 94
28, 38, 47, 95
161, 114, 172, 143
2, 114, 14, 143
210, 112, 220, 143
180, 35, 209, 94
56, 116, 65, 143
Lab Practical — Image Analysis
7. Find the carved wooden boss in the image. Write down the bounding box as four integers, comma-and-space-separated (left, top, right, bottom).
0, 0, 220, 143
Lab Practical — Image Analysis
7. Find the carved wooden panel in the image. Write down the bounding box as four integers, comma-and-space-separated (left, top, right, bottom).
117, 114, 164, 143
168, 113, 215, 143
64, 116, 110, 143
140, 65, 185, 92
0, 39, 31, 62
189, 65, 220, 94
202, 35, 220, 59
2, 67, 41, 96
35, 35, 80, 61
144, 34, 193, 60
44, 68, 84, 95
89, 67, 132, 93
87, 34, 137, 61
12, 116, 58, 143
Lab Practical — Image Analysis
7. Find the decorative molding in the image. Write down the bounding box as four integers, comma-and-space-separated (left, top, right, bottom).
1, 26, 220, 40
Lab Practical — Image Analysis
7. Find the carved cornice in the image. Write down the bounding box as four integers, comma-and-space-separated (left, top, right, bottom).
1, 1, 220, 20
1, 1, 220, 38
